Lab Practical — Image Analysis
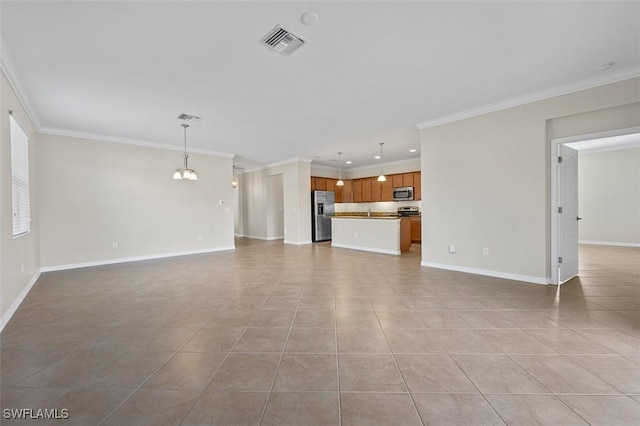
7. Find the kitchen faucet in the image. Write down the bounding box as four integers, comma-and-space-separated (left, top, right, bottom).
367, 208, 371, 217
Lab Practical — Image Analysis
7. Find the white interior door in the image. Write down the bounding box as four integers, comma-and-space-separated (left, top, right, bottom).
558, 145, 579, 282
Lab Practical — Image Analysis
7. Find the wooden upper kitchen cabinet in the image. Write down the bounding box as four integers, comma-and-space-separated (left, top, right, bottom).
381, 178, 393, 201
413, 172, 421, 200
361, 178, 372, 202
352, 179, 362, 202
315, 178, 327, 191
392, 174, 403, 188
334, 182, 343, 202
371, 178, 382, 201
342, 180, 353, 203
312, 171, 420, 202
403, 173, 414, 187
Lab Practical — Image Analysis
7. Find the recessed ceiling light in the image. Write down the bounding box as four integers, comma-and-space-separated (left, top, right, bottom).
374, 155, 381, 159
595, 62, 614, 72
410, 149, 417, 153
346, 161, 352, 164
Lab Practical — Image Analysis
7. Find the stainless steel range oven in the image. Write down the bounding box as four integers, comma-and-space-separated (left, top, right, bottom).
397, 206, 420, 217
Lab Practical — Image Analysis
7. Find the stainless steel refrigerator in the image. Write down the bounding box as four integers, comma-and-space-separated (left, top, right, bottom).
311, 190, 335, 242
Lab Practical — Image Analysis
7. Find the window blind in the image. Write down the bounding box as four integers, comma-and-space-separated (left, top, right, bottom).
10, 114, 31, 237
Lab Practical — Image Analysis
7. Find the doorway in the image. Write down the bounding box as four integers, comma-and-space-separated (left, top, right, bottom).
550, 126, 640, 284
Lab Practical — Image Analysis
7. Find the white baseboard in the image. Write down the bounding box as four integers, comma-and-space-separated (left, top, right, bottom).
40, 246, 236, 272
242, 235, 270, 241
420, 261, 549, 285
240, 236, 311, 245
1, 270, 41, 332
579, 240, 640, 248
284, 239, 312, 245
332, 243, 400, 256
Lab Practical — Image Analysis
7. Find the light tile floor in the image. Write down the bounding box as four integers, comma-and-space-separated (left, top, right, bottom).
1, 240, 639, 425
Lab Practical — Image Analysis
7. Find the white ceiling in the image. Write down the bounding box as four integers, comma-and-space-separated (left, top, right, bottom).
2, 1, 639, 169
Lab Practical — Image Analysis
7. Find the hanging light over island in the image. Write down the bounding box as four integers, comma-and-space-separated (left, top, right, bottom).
336, 152, 345, 187
377, 142, 386, 182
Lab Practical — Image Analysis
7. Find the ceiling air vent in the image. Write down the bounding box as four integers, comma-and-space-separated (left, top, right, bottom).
177, 113, 201, 121
260, 25, 306, 56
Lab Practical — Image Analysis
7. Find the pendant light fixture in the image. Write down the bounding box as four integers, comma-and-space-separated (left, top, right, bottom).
377, 142, 386, 182
173, 123, 197, 180
336, 152, 345, 187
231, 166, 238, 188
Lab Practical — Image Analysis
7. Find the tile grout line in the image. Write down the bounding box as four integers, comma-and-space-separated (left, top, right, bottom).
371, 309, 427, 426
91, 296, 246, 425
256, 277, 303, 426
334, 279, 342, 426
501, 351, 616, 424
419, 319, 511, 426
98, 335, 202, 425
170, 285, 277, 426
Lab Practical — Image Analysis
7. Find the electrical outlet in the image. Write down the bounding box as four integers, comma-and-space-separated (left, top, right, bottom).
21, 263, 25, 273
482, 247, 489, 256
449, 245, 456, 254
112, 242, 118, 249
354, 232, 358, 238
197, 235, 202, 241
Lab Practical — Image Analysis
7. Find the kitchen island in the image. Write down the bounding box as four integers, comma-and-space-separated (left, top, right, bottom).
331, 216, 411, 255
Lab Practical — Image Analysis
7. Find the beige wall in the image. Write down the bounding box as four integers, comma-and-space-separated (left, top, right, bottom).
266, 174, 285, 239
1, 71, 40, 326
241, 159, 312, 244
420, 78, 640, 282
38, 134, 235, 268
578, 148, 640, 245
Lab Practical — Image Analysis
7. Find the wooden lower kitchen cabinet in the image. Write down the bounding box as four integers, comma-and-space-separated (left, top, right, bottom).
400, 218, 411, 252
410, 216, 421, 243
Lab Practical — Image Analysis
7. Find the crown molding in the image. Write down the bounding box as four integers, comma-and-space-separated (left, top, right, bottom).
39, 126, 235, 158
0, 37, 41, 129
347, 157, 421, 172
416, 66, 640, 130
312, 156, 421, 172
310, 163, 340, 172
239, 157, 313, 174
264, 157, 313, 168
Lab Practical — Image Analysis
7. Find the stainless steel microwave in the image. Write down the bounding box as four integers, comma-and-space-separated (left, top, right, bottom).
392, 186, 414, 201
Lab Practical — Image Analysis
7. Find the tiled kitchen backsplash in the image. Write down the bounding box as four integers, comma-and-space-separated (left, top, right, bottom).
335, 200, 421, 213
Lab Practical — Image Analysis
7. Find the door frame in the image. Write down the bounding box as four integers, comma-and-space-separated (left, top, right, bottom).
550, 126, 640, 284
